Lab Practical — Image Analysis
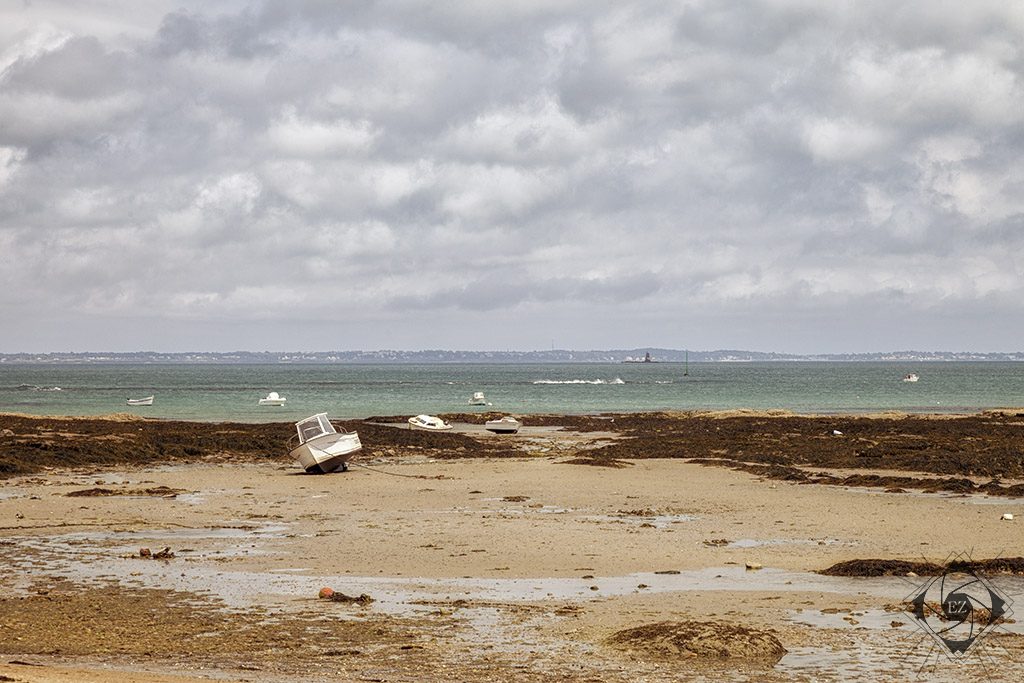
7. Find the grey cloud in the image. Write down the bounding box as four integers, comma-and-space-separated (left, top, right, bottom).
0, 1, 1022, 352
392, 271, 663, 312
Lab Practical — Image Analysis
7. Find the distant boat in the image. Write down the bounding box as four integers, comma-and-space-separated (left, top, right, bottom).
258, 391, 287, 406
408, 414, 452, 431
485, 416, 521, 434
902, 374, 919, 383
468, 391, 489, 405
126, 396, 154, 406
288, 413, 361, 474
624, 352, 656, 364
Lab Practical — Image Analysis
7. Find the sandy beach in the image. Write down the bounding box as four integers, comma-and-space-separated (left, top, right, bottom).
2, 412, 1024, 681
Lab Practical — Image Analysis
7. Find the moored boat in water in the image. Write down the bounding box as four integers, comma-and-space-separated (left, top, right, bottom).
468, 391, 489, 405
126, 396, 154, 406
259, 391, 287, 406
288, 413, 361, 474
902, 373, 919, 383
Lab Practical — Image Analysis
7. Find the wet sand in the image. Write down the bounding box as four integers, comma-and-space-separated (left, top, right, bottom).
2, 414, 1024, 681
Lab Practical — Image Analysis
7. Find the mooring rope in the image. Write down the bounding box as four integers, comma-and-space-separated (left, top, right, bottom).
350, 461, 453, 480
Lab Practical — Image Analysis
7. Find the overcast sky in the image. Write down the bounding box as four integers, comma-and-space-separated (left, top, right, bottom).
2, 1, 1023, 353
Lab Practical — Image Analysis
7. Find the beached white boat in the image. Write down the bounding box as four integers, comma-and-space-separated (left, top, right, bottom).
902, 373, 919, 383
288, 413, 361, 474
408, 414, 453, 431
258, 391, 287, 406
468, 391, 488, 405
126, 396, 154, 406
485, 416, 521, 434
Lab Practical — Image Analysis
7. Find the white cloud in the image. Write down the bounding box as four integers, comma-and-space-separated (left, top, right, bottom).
0, 146, 26, 187
267, 107, 379, 157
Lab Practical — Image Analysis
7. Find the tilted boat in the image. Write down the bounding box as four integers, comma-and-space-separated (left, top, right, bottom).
259, 391, 287, 406
468, 391, 488, 405
126, 396, 154, 406
408, 414, 453, 431
288, 413, 361, 474
485, 416, 521, 434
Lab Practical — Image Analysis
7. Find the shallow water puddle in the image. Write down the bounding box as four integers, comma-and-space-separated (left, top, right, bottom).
4, 522, 293, 561
582, 512, 697, 528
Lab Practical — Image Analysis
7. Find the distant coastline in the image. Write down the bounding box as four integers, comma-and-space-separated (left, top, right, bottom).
2, 349, 1024, 364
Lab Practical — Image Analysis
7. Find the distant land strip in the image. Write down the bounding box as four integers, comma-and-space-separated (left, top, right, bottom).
2, 349, 1024, 364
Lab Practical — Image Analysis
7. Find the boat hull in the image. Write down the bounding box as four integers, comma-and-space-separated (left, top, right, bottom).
258, 399, 287, 406
289, 432, 361, 474
485, 419, 521, 434
127, 396, 154, 406
408, 415, 452, 431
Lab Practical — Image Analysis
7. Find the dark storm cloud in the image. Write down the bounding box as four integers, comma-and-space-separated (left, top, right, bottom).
1, 0, 1022, 352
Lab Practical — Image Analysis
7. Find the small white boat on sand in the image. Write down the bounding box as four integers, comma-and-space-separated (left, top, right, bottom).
902, 373, 919, 383
126, 396, 154, 406
259, 391, 287, 406
485, 416, 521, 434
288, 413, 361, 474
408, 414, 453, 431
468, 391, 489, 406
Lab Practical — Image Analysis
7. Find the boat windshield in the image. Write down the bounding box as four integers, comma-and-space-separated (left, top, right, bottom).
296, 414, 336, 443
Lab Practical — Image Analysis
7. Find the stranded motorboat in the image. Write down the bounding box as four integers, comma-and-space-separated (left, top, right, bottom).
485, 416, 521, 434
288, 413, 361, 474
126, 396, 154, 406
902, 373, 919, 383
468, 391, 489, 405
259, 391, 287, 406
408, 414, 453, 431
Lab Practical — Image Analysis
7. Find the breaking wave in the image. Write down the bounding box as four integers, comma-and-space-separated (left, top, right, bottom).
533, 378, 625, 385
14, 384, 63, 391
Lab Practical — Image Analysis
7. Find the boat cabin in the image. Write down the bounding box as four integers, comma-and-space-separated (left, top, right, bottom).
295, 413, 337, 444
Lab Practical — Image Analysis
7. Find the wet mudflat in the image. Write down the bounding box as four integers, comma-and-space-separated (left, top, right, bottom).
2, 412, 1024, 681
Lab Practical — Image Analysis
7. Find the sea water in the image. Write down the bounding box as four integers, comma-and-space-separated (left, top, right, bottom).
1, 362, 1023, 422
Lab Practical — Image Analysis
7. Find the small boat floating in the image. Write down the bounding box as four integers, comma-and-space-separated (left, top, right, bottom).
902, 373, 919, 383
126, 396, 154, 406
468, 391, 489, 405
485, 416, 521, 434
259, 391, 287, 406
408, 414, 453, 431
288, 413, 361, 474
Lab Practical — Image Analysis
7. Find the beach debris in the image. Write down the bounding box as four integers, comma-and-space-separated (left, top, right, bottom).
317, 587, 374, 605
654, 569, 681, 575
745, 562, 763, 571
66, 485, 183, 498
135, 547, 174, 560
559, 457, 633, 468
1002, 513, 1014, 521
832, 429, 843, 436
501, 495, 530, 502
606, 619, 786, 664
703, 538, 729, 547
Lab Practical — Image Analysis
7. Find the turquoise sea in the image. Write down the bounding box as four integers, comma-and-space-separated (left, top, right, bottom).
2, 362, 1023, 422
